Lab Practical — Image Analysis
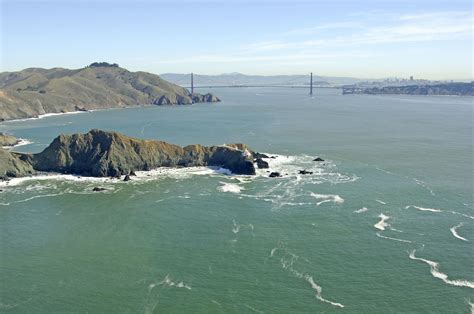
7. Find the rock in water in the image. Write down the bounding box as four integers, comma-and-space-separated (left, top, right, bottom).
298, 170, 313, 175
269, 172, 281, 178
313, 157, 324, 162
123, 174, 131, 181
16, 129, 256, 178
92, 187, 107, 192
254, 152, 269, 159
256, 158, 269, 169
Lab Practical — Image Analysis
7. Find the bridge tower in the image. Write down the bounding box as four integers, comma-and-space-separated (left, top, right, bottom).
191, 72, 194, 104
310, 72, 313, 95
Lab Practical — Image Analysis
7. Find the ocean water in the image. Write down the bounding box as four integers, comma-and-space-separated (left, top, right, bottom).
0, 87, 472, 313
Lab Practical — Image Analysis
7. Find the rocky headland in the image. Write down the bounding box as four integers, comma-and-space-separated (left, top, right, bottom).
0, 129, 257, 180
0, 62, 220, 121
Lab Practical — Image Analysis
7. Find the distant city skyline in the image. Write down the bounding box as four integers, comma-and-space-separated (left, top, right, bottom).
1, 0, 472, 80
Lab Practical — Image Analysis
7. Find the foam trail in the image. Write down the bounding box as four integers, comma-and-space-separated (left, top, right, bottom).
374, 213, 390, 231
149, 275, 191, 291
414, 178, 435, 196
270, 247, 278, 257
375, 199, 386, 205
304, 275, 345, 308
405, 205, 441, 213
449, 211, 474, 220
409, 250, 474, 289
376, 232, 412, 243
354, 207, 368, 213
272, 244, 344, 308
232, 219, 240, 234
450, 223, 468, 241
310, 193, 344, 206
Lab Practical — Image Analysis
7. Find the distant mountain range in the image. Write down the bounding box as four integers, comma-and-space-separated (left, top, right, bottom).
160, 73, 367, 87
0, 63, 219, 121
342, 82, 474, 96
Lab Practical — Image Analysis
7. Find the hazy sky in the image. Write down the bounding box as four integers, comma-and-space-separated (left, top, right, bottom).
1, 0, 472, 79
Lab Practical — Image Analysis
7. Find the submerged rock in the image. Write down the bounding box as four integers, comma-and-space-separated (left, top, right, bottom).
299, 170, 313, 175
92, 187, 107, 192
269, 172, 281, 178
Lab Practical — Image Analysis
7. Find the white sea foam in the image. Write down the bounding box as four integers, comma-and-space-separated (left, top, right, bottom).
304, 275, 344, 308
405, 205, 442, 213
374, 213, 390, 231
218, 182, 243, 194
310, 193, 344, 206
375, 199, 386, 205
149, 275, 191, 291
2, 138, 33, 150
354, 207, 368, 213
409, 250, 474, 289
450, 223, 468, 242
376, 232, 412, 243
0, 166, 234, 189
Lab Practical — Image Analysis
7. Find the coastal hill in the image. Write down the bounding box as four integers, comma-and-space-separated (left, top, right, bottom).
0, 63, 220, 121
0, 129, 256, 179
342, 82, 474, 96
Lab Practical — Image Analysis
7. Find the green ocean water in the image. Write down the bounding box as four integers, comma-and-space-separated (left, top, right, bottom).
0, 88, 473, 313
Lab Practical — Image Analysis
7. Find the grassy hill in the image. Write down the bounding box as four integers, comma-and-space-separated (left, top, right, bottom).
0, 63, 219, 121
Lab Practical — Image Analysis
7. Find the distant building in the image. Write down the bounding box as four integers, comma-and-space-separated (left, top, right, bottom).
410, 76, 414, 81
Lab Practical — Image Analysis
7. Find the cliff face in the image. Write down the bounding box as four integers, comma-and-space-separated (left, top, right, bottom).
0, 64, 221, 121
0, 148, 35, 179
2, 130, 255, 179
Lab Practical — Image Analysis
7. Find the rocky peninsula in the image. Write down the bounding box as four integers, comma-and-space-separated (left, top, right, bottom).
0, 129, 257, 180
0, 62, 220, 121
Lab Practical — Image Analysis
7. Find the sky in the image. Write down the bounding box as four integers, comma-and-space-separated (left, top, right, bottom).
1, 0, 473, 79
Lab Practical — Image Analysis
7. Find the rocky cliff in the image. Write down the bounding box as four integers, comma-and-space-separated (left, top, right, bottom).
0, 63, 220, 121
0, 130, 255, 179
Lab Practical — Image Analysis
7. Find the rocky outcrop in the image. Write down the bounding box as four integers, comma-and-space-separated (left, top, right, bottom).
256, 158, 269, 169
0, 64, 221, 121
1, 129, 256, 179
192, 93, 221, 103
0, 148, 35, 179
0, 133, 20, 147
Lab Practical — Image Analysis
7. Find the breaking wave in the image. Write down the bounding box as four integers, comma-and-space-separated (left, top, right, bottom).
354, 207, 368, 213
310, 193, 344, 206
374, 213, 390, 231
